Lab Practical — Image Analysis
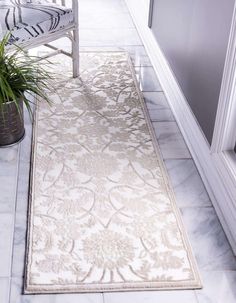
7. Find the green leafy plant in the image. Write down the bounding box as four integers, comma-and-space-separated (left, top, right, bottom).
0, 33, 53, 117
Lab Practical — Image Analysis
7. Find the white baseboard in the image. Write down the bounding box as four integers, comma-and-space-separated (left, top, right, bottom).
125, 0, 236, 254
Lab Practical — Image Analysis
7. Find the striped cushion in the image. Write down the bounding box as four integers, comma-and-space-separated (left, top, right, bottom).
0, 0, 74, 44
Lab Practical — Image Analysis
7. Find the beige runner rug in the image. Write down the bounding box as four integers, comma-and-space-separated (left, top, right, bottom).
25, 52, 201, 293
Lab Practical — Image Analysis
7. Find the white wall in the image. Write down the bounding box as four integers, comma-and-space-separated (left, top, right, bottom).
125, 0, 236, 254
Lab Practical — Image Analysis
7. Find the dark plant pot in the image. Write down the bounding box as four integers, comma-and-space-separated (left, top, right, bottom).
0, 99, 25, 147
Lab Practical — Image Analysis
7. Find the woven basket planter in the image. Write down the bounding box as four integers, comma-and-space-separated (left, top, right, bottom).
0, 99, 25, 147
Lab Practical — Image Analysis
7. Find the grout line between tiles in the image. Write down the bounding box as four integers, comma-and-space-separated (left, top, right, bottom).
7, 277, 11, 303
80, 44, 144, 47
142, 90, 163, 93
180, 205, 213, 210
162, 159, 193, 162
151, 119, 176, 122
194, 289, 201, 303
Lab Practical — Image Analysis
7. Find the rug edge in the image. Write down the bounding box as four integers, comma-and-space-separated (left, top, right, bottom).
126, 53, 202, 289
24, 51, 202, 293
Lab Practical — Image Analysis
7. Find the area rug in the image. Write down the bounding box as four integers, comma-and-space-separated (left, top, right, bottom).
24, 52, 201, 293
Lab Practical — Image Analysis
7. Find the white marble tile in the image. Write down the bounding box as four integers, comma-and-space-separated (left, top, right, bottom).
0, 146, 19, 213
79, 29, 142, 47
12, 212, 27, 278
122, 46, 151, 67
164, 159, 212, 208
153, 122, 191, 159
144, 92, 170, 110
181, 207, 236, 270
0, 278, 10, 303
104, 290, 198, 303
0, 145, 18, 162
10, 278, 103, 303
79, 0, 128, 13
12, 157, 30, 277
144, 92, 174, 121
16, 159, 30, 215
19, 129, 32, 164
34, 46, 149, 70
195, 271, 236, 303
49, 28, 142, 50
22, 100, 34, 127
12, 241, 26, 279
19, 107, 33, 164
135, 67, 162, 92
0, 213, 15, 277
80, 12, 134, 29
80, 46, 121, 52
80, 46, 152, 67
149, 108, 175, 122
47, 38, 85, 52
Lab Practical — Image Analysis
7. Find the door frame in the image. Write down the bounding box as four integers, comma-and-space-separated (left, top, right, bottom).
211, 3, 236, 200
124, 0, 236, 253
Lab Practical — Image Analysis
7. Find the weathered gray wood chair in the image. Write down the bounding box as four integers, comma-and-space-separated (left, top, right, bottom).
0, 0, 79, 77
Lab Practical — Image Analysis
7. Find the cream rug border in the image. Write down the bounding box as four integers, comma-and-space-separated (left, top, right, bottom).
24, 51, 202, 293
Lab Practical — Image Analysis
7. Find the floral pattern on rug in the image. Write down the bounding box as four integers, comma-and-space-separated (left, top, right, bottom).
25, 52, 201, 293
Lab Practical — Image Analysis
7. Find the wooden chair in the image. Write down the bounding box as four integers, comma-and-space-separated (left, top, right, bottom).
0, 0, 79, 77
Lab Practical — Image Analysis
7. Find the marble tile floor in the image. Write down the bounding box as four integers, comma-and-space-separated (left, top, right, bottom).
0, 0, 236, 302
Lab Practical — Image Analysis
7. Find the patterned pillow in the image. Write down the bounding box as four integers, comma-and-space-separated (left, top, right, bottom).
0, 0, 74, 44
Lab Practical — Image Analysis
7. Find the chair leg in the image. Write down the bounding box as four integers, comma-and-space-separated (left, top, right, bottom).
72, 27, 79, 78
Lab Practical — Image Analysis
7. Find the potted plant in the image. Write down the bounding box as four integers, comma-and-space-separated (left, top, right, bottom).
0, 34, 53, 147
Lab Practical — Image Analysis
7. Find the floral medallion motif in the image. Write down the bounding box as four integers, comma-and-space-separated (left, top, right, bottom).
83, 230, 135, 270
77, 152, 119, 177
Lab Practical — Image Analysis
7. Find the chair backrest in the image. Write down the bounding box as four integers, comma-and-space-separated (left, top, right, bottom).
0, 0, 79, 76
0, 0, 78, 41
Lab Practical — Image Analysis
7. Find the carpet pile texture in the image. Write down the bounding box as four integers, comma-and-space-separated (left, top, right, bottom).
25, 52, 201, 293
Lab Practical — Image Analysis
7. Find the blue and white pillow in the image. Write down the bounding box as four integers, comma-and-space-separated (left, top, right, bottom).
0, 0, 74, 44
